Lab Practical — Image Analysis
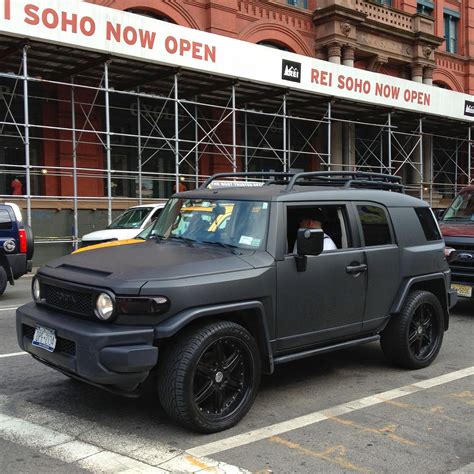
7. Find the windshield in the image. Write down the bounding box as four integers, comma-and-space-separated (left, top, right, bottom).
442, 192, 474, 221
150, 198, 269, 250
107, 207, 153, 229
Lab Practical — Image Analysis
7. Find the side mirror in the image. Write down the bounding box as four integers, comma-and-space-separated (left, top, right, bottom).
297, 228, 324, 257
294, 228, 324, 272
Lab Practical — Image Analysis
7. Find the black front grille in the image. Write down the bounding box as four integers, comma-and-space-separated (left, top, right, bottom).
23, 324, 76, 356
43, 283, 94, 317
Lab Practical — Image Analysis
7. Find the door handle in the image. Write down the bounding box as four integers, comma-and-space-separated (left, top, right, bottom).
346, 263, 368, 275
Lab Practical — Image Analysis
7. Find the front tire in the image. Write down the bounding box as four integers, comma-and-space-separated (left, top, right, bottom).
381, 290, 444, 369
157, 320, 261, 433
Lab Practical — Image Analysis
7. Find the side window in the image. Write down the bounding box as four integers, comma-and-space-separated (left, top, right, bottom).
415, 207, 442, 241
0, 209, 12, 230
357, 205, 393, 246
286, 205, 351, 254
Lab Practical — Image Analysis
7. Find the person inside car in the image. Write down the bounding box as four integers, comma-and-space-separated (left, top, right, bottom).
292, 215, 337, 253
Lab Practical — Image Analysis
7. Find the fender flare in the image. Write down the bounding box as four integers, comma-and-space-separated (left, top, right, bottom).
390, 272, 449, 329
154, 300, 274, 374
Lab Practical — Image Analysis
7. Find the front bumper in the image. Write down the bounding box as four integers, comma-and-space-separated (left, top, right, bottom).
17, 302, 158, 393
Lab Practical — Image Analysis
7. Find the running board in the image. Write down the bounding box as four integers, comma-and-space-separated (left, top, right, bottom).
273, 335, 380, 365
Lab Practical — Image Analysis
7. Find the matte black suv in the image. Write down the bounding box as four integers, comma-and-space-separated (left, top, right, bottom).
16, 172, 456, 433
0, 202, 34, 295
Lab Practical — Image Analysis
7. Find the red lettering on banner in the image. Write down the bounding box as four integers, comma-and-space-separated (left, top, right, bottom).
123, 26, 137, 45
43, 8, 59, 29
25, 6, 96, 36
310, 68, 332, 87
61, 12, 78, 34
4, 0, 10, 20
375, 83, 400, 100
24, 4, 40, 26
107, 21, 121, 42
403, 89, 431, 106
106, 22, 156, 48
165, 36, 216, 62
338, 75, 371, 94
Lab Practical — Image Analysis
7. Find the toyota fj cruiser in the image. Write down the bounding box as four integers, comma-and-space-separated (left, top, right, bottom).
0, 202, 34, 295
17, 172, 456, 433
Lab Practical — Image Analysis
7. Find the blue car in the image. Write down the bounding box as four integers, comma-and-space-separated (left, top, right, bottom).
0, 202, 34, 295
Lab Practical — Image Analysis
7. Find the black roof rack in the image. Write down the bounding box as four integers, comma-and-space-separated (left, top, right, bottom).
285, 171, 404, 193
201, 172, 294, 189
202, 171, 404, 193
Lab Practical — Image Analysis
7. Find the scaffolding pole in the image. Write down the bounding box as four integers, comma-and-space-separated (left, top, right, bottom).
174, 73, 180, 190
104, 61, 112, 224
71, 77, 79, 250
283, 94, 287, 172
232, 84, 237, 174
419, 119, 423, 200
137, 87, 142, 204
244, 111, 248, 172
22, 45, 31, 225
469, 127, 472, 185
327, 101, 331, 171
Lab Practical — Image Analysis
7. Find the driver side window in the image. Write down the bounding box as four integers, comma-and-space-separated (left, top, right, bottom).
286, 204, 352, 254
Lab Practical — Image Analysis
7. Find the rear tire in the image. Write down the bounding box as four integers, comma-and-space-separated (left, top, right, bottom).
24, 224, 34, 261
0, 267, 8, 296
157, 320, 261, 433
381, 290, 444, 369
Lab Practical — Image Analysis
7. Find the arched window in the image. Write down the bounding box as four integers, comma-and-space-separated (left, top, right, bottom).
257, 41, 291, 52
126, 9, 175, 23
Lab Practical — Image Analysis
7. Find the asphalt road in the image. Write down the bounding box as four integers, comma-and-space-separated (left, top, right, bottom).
0, 277, 473, 473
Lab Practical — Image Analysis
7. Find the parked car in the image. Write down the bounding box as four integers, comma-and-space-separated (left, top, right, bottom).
439, 185, 474, 300
17, 172, 456, 433
0, 202, 34, 295
81, 203, 165, 247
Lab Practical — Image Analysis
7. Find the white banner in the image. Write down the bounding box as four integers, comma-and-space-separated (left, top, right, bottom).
1, 0, 473, 122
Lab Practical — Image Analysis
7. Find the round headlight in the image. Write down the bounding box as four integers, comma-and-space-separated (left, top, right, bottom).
95, 293, 114, 321
32, 277, 41, 302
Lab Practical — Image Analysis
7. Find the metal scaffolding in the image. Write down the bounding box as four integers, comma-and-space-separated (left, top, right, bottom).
0, 38, 472, 258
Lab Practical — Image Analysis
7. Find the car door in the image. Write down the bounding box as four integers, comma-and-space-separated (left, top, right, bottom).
275, 203, 367, 352
353, 203, 400, 332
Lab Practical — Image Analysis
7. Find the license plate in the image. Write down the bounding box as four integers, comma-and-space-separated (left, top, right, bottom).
32, 325, 57, 353
451, 284, 473, 298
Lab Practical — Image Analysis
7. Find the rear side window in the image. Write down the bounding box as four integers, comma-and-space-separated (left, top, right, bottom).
0, 209, 12, 230
357, 205, 393, 246
415, 207, 442, 241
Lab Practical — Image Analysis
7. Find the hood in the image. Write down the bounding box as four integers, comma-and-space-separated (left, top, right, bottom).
41, 240, 254, 289
440, 223, 474, 238
73, 238, 142, 255
81, 228, 141, 241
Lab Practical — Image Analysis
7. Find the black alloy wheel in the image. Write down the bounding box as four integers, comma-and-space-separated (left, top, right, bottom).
407, 303, 440, 361
193, 336, 250, 418
157, 320, 261, 433
381, 290, 444, 369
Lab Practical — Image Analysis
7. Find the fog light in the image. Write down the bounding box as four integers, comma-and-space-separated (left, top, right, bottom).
32, 277, 41, 302
95, 293, 114, 321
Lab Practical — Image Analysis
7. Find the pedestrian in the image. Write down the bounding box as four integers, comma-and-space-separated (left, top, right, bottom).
11, 176, 22, 196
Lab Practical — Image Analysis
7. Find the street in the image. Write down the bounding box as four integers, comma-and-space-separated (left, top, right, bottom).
0, 277, 473, 473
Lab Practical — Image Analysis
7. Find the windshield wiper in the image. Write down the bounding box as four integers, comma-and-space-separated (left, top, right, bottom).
200, 240, 241, 253
168, 235, 196, 246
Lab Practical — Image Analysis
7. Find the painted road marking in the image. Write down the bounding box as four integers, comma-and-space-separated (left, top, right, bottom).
0, 406, 248, 473
187, 366, 474, 458
0, 351, 27, 359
